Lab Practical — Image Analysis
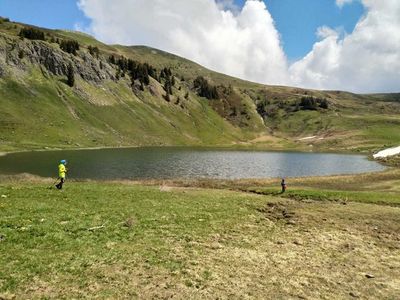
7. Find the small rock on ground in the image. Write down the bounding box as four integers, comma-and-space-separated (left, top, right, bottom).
349, 291, 360, 298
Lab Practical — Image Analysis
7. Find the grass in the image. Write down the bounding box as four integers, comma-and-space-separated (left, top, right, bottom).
1, 172, 400, 298
241, 169, 400, 206
248, 188, 400, 206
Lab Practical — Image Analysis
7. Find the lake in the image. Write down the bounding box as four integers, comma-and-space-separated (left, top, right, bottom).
0, 147, 385, 180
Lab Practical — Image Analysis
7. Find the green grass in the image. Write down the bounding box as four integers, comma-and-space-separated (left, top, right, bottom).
0, 68, 247, 152
0, 182, 265, 297
1, 178, 400, 298
247, 187, 400, 206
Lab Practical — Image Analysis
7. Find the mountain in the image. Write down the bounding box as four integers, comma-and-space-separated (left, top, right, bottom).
1, 17, 399, 153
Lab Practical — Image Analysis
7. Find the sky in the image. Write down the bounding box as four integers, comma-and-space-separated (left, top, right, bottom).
0, 0, 399, 93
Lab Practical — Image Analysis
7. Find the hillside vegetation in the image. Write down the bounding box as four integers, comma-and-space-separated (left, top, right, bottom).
1, 17, 400, 153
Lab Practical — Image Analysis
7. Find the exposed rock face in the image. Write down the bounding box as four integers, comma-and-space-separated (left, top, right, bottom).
0, 35, 116, 83
27, 41, 69, 76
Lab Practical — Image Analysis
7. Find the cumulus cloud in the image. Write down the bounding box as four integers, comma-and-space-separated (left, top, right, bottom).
290, 0, 400, 93
78, 0, 400, 93
78, 0, 289, 85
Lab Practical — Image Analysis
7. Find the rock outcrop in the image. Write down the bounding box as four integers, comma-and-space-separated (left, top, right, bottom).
0, 34, 116, 83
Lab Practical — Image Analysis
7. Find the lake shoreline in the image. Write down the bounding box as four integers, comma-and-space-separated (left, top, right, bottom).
0, 143, 376, 158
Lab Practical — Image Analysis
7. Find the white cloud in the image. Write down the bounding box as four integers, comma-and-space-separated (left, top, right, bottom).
78, 0, 289, 86
290, 0, 400, 93
78, 0, 400, 93
336, 0, 354, 8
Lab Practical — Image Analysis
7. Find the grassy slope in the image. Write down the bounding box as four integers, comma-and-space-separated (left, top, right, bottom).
0, 72, 245, 151
0, 174, 399, 299
0, 22, 256, 152
1, 19, 400, 153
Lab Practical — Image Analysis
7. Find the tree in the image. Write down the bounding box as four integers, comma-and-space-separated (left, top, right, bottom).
164, 81, 173, 95
19, 27, 45, 40
67, 63, 75, 87
319, 98, 329, 109
299, 97, 318, 110
193, 76, 219, 100
60, 40, 80, 55
109, 55, 116, 65
18, 49, 24, 59
88, 45, 100, 58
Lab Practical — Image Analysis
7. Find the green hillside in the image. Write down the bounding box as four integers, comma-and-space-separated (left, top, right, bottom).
1, 17, 399, 153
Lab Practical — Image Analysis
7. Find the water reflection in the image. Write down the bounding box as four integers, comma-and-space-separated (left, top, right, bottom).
0, 147, 385, 180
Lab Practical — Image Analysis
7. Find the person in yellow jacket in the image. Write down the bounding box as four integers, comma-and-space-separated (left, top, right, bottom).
56, 159, 68, 190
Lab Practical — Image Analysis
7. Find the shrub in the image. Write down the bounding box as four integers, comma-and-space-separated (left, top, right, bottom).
19, 27, 45, 40
18, 49, 24, 59
67, 63, 75, 87
0, 17, 10, 23
193, 76, 219, 100
88, 45, 100, 58
108, 55, 116, 64
300, 97, 318, 110
319, 98, 329, 109
299, 96, 329, 110
60, 40, 80, 55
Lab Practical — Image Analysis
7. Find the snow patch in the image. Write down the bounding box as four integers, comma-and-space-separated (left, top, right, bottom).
298, 136, 317, 141
373, 146, 400, 159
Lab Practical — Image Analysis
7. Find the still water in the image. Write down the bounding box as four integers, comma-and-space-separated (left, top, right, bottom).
0, 147, 385, 180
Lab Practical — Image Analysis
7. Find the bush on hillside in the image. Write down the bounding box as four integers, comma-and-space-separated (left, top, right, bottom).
88, 45, 100, 58
0, 17, 10, 24
67, 63, 75, 87
19, 27, 45, 40
193, 76, 219, 100
299, 96, 329, 110
108, 55, 158, 88
60, 40, 80, 55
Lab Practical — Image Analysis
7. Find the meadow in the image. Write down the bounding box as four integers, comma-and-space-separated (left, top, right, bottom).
1, 170, 399, 299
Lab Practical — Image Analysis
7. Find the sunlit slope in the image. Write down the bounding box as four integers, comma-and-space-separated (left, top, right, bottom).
0, 18, 399, 152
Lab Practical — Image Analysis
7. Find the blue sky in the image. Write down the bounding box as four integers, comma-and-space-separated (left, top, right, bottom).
0, 0, 364, 61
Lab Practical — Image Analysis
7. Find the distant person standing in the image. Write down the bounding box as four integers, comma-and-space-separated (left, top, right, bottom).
281, 178, 287, 193
56, 160, 68, 190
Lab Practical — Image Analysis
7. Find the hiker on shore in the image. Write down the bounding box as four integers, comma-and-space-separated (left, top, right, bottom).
281, 178, 287, 193
56, 160, 68, 190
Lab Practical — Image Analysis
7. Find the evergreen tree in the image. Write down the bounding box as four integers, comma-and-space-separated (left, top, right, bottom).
19, 27, 45, 40
88, 45, 100, 58
319, 98, 329, 109
67, 63, 75, 87
60, 40, 80, 55
18, 49, 24, 59
193, 76, 219, 100
109, 55, 116, 65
